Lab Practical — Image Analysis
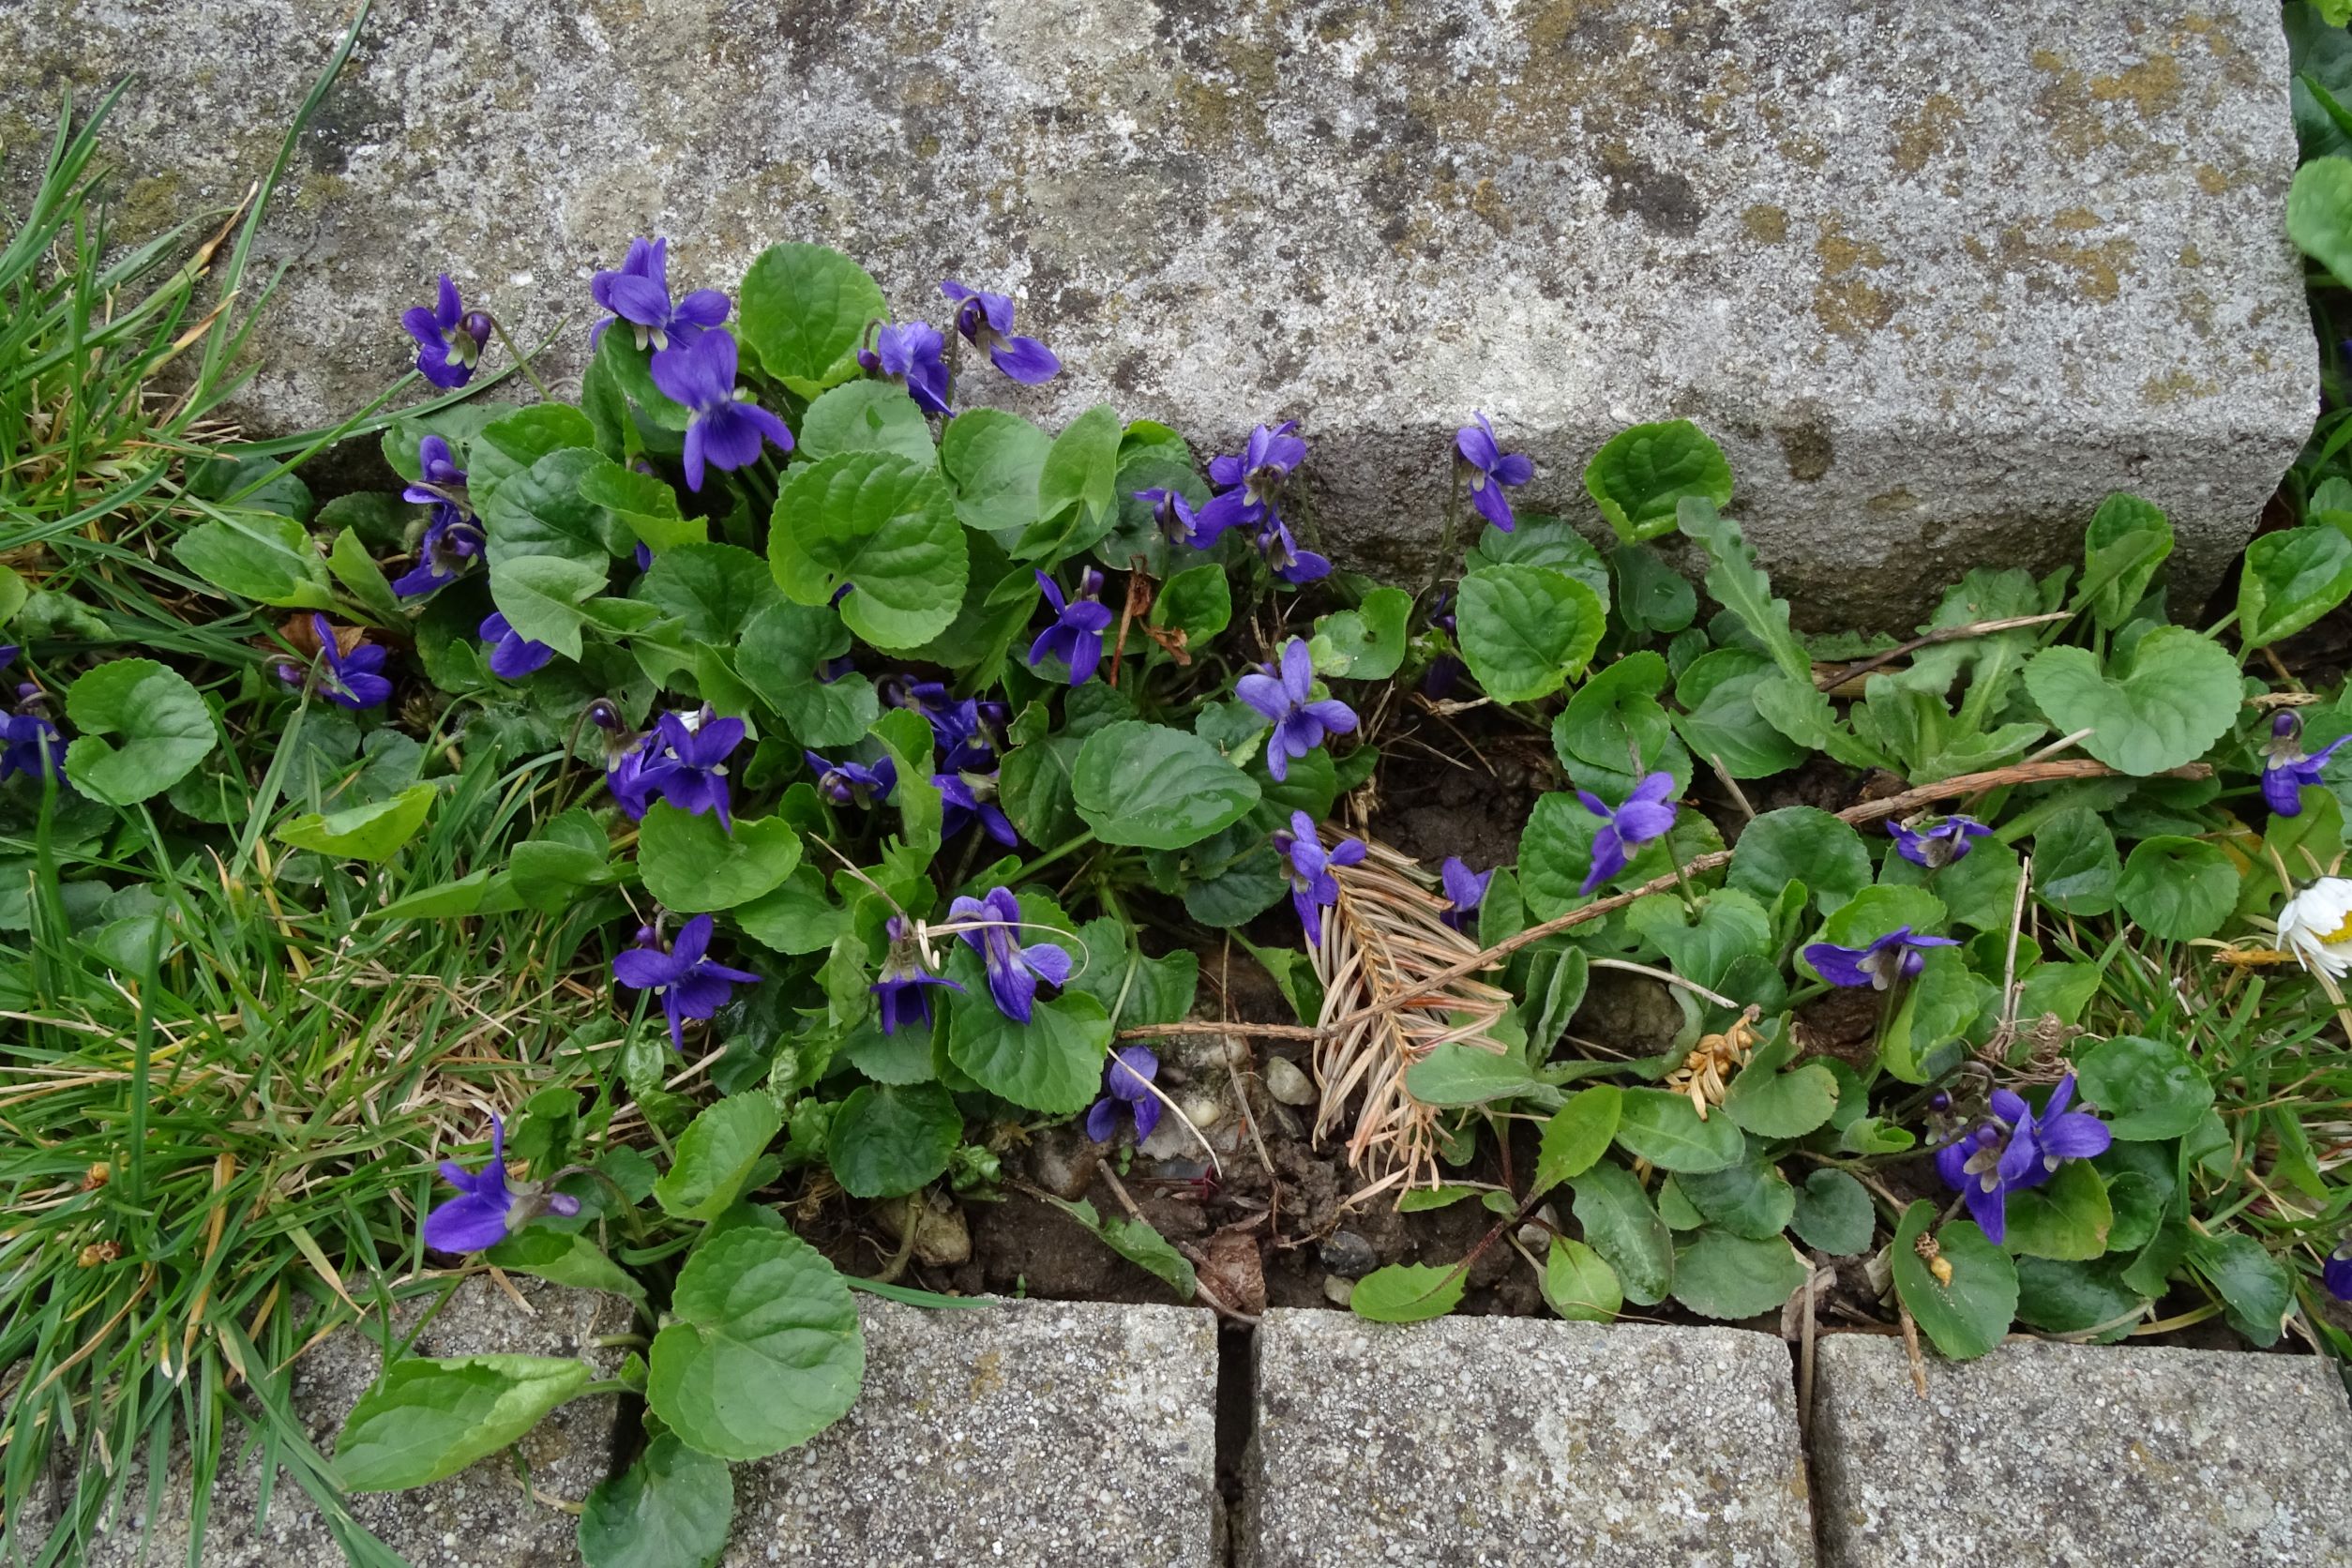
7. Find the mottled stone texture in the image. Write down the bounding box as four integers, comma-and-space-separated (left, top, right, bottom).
727, 1298, 1217, 1568
0, 1, 2312, 623
1244, 1309, 1813, 1568
76, 1277, 628, 1568
1810, 1336, 2352, 1567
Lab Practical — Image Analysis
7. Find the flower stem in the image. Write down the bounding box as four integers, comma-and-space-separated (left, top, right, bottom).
490, 318, 555, 403
1667, 848, 1701, 915
1008, 829, 1096, 887
1423, 460, 1468, 614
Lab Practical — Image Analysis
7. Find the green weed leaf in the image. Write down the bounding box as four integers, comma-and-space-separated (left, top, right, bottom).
64, 658, 215, 806
770, 453, 968, 650
338, 1355, 591, 1491
737, 244, 887, 397
1455, 564, 1605, 701
1072, 720, 1260, 849
1585, 420, 1732, 543
2021, 627, 2239, 776
578, 1434, 733, 1568
646, 1224, 864, 1459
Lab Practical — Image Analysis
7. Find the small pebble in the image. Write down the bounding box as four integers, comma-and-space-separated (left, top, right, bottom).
1178, 1093, 1223, 1129
1263, 1054, 1317, 1106
1322, 1274, 1355, 1307
1319, 1229, 1379, 1277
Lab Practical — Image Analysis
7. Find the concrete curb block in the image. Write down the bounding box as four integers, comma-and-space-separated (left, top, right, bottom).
1244, 1309, 1815, 1567
723, 1297, 1219, 1567
1808, 1335, 2352, 1567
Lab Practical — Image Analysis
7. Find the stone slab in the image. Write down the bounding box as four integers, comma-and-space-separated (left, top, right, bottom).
76, 1275, 629, 1568
0, 1, 2312, 625
725, 1297, 1219, 1568
1809, 1335, 2352, 1567
1244, 1308, 1813, 1568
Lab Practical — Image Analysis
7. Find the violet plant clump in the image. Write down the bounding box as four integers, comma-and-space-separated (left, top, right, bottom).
53, 206, 2347, 1548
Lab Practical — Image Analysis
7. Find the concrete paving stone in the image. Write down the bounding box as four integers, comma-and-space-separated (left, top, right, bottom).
75, 1275, 630, 1568
1245, 1307, 1813, 1568
0, 1, 2311, 624
1809, 1335, 2352, 1568
724, 1297, 1219, 1568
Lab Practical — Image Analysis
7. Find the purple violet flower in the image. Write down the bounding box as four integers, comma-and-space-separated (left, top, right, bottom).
872, 915, 964, 1035
938, 770, 1017, 846
644, 709, 745, 831
1933, 1106, 2039, 1244
806, 749, 897, 808
1934, 1074, 2111, 1244
392, 505, 484, 597
947, 884, 1072, 1024
611, 914, 762, 1051
0, 673, 59, 781
1134, 487, 1213, 551
883, 680, 985, 765
1254, 513, 1332, 586
2024, 1073, 2116, 1172
2262, 711, 2350, 818
479, 611, 556, 679
858, 321, 953, 416
402, 435, 467, 505
2326, 1244, 2352, 1303
1455, 413, 1534, 534
1804, 925, 1960, 989
0, 649, 59, 783
886, 680, 1002, 771
649, 328, 793, 492
1576, 773, 1679, 895
1273, 810, 1367, 944
401, 274, 490, 390
1199, 421, 1305, 537
281, 615, 393, 710
591, 236, 730, 353
940, 280, 1060, 384
1439, 857, 1491, 934
1888, 814, 1994, 869
1237, 638, 1358, 784
1027, 568, 1114, 686
423, 1116, 580, 1254
1085, 1047, 1162, 1144
589, 703, 663, 820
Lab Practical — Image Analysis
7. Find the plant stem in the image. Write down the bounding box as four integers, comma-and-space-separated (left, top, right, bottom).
490, 318, 555, 403
1008, 829, 1096, 886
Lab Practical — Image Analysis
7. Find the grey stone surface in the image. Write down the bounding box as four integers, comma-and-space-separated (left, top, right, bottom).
725, 1297, 1218, 1567
0, 1, 2312, 624
1244, 1308, 1812, 1568
1810, 1335, 2352, 1567
78, 1275, 629, 1568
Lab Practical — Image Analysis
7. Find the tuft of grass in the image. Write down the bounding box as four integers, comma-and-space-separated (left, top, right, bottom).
0, 716, 621, 1564
0, 10, 638, 1561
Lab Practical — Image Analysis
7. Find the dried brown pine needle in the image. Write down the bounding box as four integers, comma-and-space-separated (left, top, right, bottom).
1306, 832, 1512, 1199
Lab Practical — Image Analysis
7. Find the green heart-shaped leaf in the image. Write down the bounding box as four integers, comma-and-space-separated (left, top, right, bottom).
64, 658, 216, 806
645, 1224, 864, 1459
769, 452, 968, 651
2021, 626, 2239, 776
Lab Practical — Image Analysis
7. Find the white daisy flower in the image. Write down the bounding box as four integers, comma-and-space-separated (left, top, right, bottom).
2275, 877, 2352, 979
